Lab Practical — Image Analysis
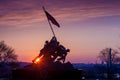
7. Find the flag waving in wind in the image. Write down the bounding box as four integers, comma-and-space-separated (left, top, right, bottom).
43, 7, 60, 28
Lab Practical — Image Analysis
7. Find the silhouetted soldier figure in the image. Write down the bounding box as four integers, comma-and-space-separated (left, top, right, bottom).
46, 36, 59, 61
56, 45, 70, 63
36, 36, 59, 63
40, 41, 52, 62
32, 40, 50, 63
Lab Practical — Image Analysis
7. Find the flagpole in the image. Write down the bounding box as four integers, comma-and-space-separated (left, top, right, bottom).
47, 17, 56, 37
42, 6, 56, 37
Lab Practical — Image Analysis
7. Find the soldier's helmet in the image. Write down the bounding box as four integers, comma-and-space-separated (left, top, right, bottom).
67, 49, 70, 52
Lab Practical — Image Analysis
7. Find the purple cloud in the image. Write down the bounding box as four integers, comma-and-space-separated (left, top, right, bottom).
0, 0, 120, 27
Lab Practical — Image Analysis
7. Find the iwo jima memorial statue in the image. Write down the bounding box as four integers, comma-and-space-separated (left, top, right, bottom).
12, 7, 82, 80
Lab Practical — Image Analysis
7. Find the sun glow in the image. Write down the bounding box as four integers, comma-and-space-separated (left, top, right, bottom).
35, 58, 40, 62
33, 55, 44, 64
34, 57, 41, 64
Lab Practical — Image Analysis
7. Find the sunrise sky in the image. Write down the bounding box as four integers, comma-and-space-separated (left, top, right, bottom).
0, 0, 120, 63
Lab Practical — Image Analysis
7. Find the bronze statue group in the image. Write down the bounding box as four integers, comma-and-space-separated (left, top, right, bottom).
12, 37, 82, 80
33, 36, 70, 64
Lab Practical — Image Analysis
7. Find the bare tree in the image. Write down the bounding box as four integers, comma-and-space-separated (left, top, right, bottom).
0, 41, 17, 63
98, 48, 119, 64
113, 57, 120, 64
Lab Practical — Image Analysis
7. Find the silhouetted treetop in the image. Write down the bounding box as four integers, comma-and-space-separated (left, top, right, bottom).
98, 48, 120, 64
0, 41, 17, 63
